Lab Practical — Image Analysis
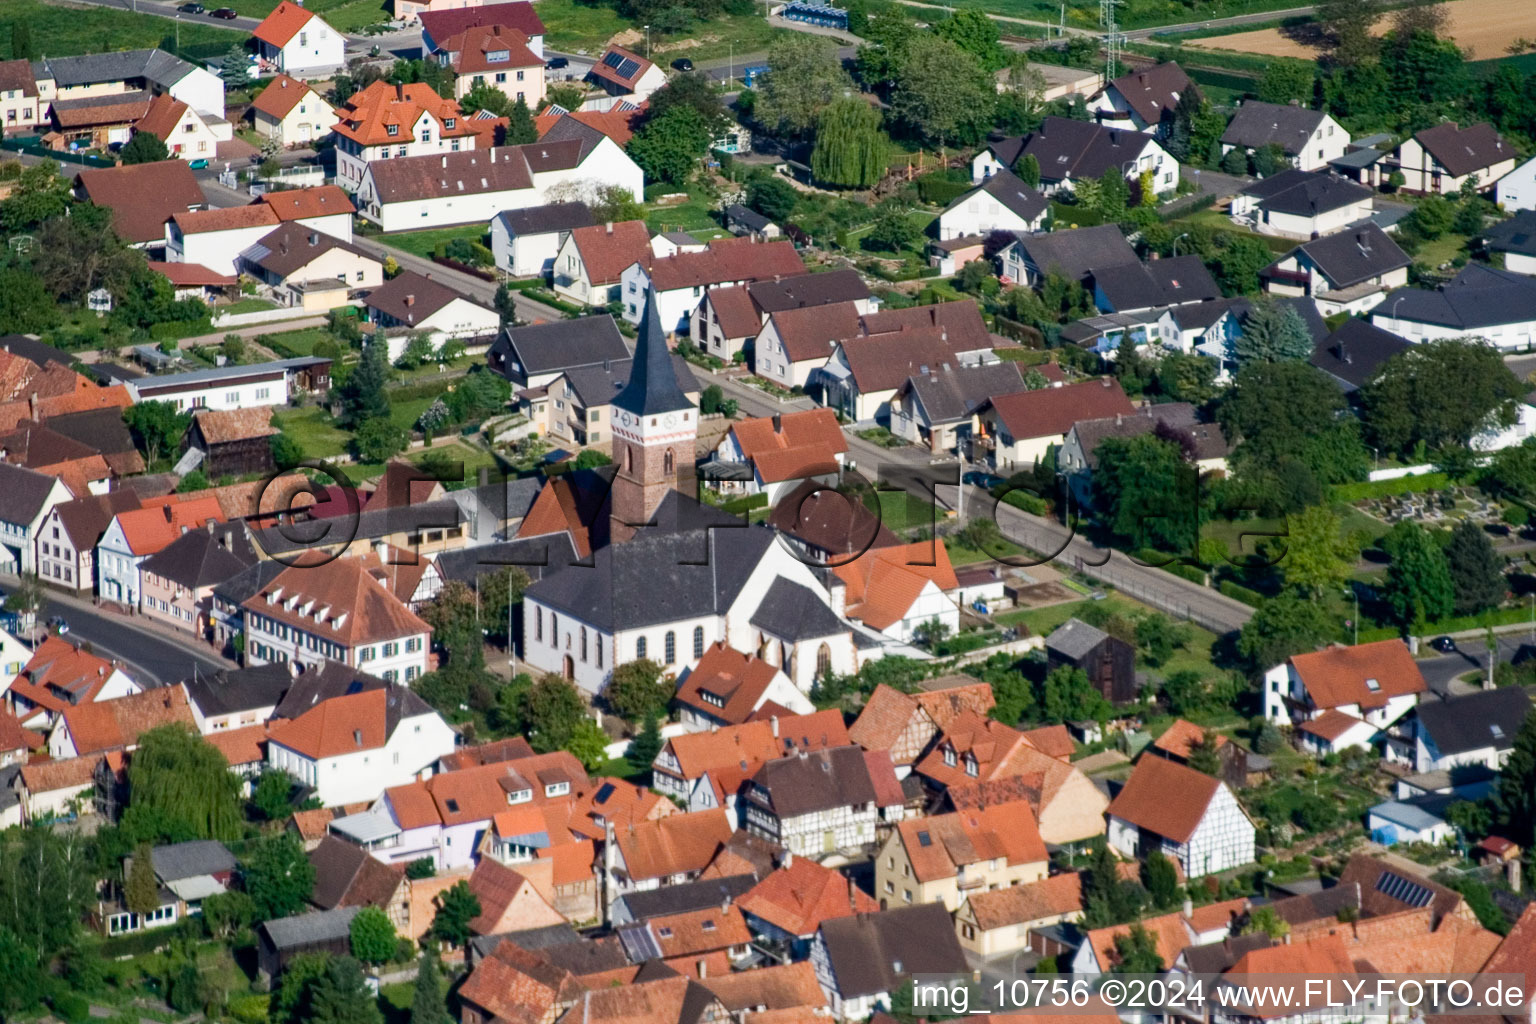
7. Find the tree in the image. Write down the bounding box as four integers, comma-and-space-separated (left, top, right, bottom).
1111, 924, 1165, 974
1096, 166, 1130, 220
0, 268, 57, 335
1219, 361, 1365, 483
125, 843, 160, 915
648, 72, 727, 131
222, 45, 251, 89
242, 833, 316, 920
1016, 152, 1042, 188
271, 433, 304, 470
811, 98, 889, 188
1187, 730, 1223, 776
410, 952, 449, 1024
1040, 665, 1111, 725
1093, 434, 1201, 555
122, 724, 242, 843
0, 826, 98, 966
1283, 505, 1357, 596
1362, 340, 1524, 455
1258, 60, 1315, 106
628, 712, 664, 775
478, 566, 530, 645
272, 953, 332, 1024
1495, 711, 1536, 847
1445, 520, 1506, 615
1238, 590, 1333, 669
524, 677, 586, 752
1381, 521, 1454, 629
3, 572, 44, 630
349, 907, 397, 965
353, 419, 408, 464
890, 36, 996, 147
1243, 905, 1292, 939
933, 9, 1008, 71
176, 469, 210, 494
746, 173, 800, 222
395, 333, 436, 369
1317, 0, 1383, 62
306, 957, 383, 1024
124, 400, 192, 467
1142, 849, 1180, 909
566, 718, 609, 771
0, 162, 71, 233
1236, 299, 1315, 364
251, 769, 297, 821
11, 21, 35, 61
866, 204, 922, 253
1406, 192, 1455, 239
606, 658, 671, 720
431, 880, 481, 947
755, 35, 850, 138
913, 617, 952, 649
119, 131, 170, 165
628, 105, 712, 184
459, 82, 512, 117
344, 338, 390, 424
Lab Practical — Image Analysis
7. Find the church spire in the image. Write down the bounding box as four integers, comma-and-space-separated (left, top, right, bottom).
613, 286, 692, 417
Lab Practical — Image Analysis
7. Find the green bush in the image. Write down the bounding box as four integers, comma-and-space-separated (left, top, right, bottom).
51, 992, 90, 1024
1219, 580, 1266, 607
99, 928, 174, 958
1504, 504, 1530, 527
916, 174, 973, 206
149, 319, 214, 341
1330, 473, 1449, 502
1163, 562, 1206, 585
995, 488, 1048, 516
229, 994, 271, 1024
723, 493, 769, 515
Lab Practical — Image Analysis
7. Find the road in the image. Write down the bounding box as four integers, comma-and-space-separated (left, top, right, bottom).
1123, 4, 1318, 39
1417, 632, 1536, 696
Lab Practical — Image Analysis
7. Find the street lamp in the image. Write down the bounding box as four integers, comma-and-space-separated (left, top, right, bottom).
1171, 231, 1192, 258
643, 24, 651, 58
1368, 445, 1379, 470
1345, 587, 1358, 646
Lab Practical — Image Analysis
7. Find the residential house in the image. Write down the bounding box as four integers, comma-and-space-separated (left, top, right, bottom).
131, 91, 228, 164
33, 47, 225, 125
1220, 101, 1349, 173
737, 854, 880, 951
1106, 753, 1256, 877
249, 73, 335, 147
265, 674, 457, 806
308, 834, 410, 932
1087, 62, 1193, 135
47, 685, 195, 759
616, 903, 753, 976
149, 261, 237, 303
1386, 121, 1516, 195
1372, 263, 1536, 348
1058, 402, 1231, 509
606, 806, 734, 896
362, 272, 499, 360
0, 419, 115, 498
979, 378, 1135, 469
986, 117, 1179, 197
998, 224, 1138, 286
1230, 169, 1374, 239
890, 362, 1033, 455
832, 540, 960, 643
586, 44, 667, 102
700, 961, 828, 1016
46, 90, 153, 152
811, 903, 967, 1020
740, 745, 904, 858
1497, 154, 1536, 212
74, 160, 205, 253
1309, 318, 1410, 395
252, 1, 345, 77
102, 840, 236, 936
551, 220, 652, 307
672, 642, 814, 730
0, 710, 43, 768
537, 353, 699, 446
184, 408, 280, 478
241, 555, 433, 682
256, 907, 360, 982
611, 871, 756, 927
255, 185, 356, 242
96, 495, 225, 608
847, 678, 995, 775
1148, 718, 1254, 792
490, 202, 594, 278
711, 409, 847, 502
652, 708, 850, 806
432, 22, 544, 103
240, 223, 383, 312
874, 799, 1047, 912
937, 169, 1049, 241
1262, 639, 1427, 754
765, 478, 900, 566
1411, 687, 1533, 774
455, 938, 591, 1024
166, 205, 283, 277
0, 59, 42, 135
954, 871, 1084, 957
3, 636, 139, 730
1044, 617, 1137, 703
0, 462, 73, 575
139, 522, 257, 638
620, 237, 805, 333
464, 857, 565, 936
690, 269, 875, 364
14, 754, 101, 823
126, 357, 332, 410
487, 314, 631, 390
1263, 222, 1411, 316
418, 3, 547, 58
181, 662, 291, 735
1483, 211, 1536, 276
352, 122, 641, 232
1090, 255, 1221, 313
330, 81, 483, 192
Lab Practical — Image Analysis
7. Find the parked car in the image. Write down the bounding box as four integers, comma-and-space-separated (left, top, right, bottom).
188, 158, 209, 169
545, 56, 569, 69
178, 2, 205, 11
671, 58, 694, 71
1429, 635, 1457, 653
963, 470, 1004, 490
210, 7, 238, 17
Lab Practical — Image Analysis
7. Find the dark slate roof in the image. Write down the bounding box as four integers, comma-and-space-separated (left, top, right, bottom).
1416, 688, 1533, 757
1181, 932, 1273, 974
749, 577, 849, 641
212, 559, 290, 610
561, 354, 699, 408
181, 663, 293, 719
309, 834, 405, 910
539, 935, 631, 974
433, 533, 582, 584
1270, 881, 1361, 926
451, 475, 545, 524
0, 334, 73, 370
1105, 61, 1193, 125
0, 463, 62, 527
34, 49, 195, 89
150, 840, 236, 882
1309, 318, 1410, 392
616, 873, 758, 922
765, 479, 901, 557
725, 203, 773, 233
491, 315, 631, 379
1377, 263, 1536, 331
747, 269, 872, 314
1069, 402, 1231, 467
613, 289, 693, 417
1045, 617, 1109, 660
1482, 211, 1536, 257
524, 522, 774, 631
1413, 122, 1513, 179
250, 499, 466, 557
140, 523, 258, 590
958, 169, 1049, 224
271, 662, 394, 721
260, 906, 360, 949
1090, 255, 1221, 311
1019, 117, 1157, 184
45, 407, 140, 460
745, 746, 879, 818
816, 903, 968, 999
900, 362, 1027, 424
1245, 170, 1373, 217
1221, 101, 1327, 156
468, 924, 581, 960
1294, 223, 1410, 290
494, 201, 594, 237
1011, 224, 1137, 283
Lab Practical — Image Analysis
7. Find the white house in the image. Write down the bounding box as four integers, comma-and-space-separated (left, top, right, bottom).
1481, 211, 1536, 276
0, 464, 73, 576
619, 236, 805, 333
1411, 687, 1532, 774
1088, 62, 1193, 135
1220, 101, 1349, 173
812, 904, 967, 1021
1496, 154, 1536, 212
3, 636, 137, 733
1229, 169, 1375, 239
166, 205, 282, 277
33, 48, 225, 121
1262, 222, 1411, 317
330, 80, 485, 193
711, 409, 848, 503
551, 220, 652, 307
1386, 121, 1516, 195
252, 2, 346, 78
832, 541, 960, 644
361, 271, 500, 360
489, 201, 594, 278
1366, 798, 1455, 847
672, 642, 814, 731
127, 358, 322, 411
248, 74, 336, 148
96, 496, 225, 609
1262, 639, 1427, 755
265, 684, 456, 806
972, 117, 1178, 197
979, 378, 1135, 469
353, 121, 641, 232
255, 186, 356, 244
1106, 753, 1256, 878
739, 745, 902, 858
132, 91, 230, 163
936, 169, 1048, 242
1371, 264, 1536, 349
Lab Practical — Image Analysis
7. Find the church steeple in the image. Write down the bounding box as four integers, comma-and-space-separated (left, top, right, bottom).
609, 288, 697, 541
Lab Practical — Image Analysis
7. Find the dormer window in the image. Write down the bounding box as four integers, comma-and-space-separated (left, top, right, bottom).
545, 781, 570, 797
386, 124, 399, 136
943, 745, 956, 767
487, 50, 509, 63
507, 788, 532, 804
964, 754, 978, 777
445, 118, 456, 130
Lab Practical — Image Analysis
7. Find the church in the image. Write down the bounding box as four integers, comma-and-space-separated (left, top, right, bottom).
518, 290, 887, 695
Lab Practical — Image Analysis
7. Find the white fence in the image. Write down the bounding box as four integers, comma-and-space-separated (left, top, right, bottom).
211, 307, 317, 329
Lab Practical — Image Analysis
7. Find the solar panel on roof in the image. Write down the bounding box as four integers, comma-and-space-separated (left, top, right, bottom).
595, 782, 616, 803
1375, 870, 1433, 907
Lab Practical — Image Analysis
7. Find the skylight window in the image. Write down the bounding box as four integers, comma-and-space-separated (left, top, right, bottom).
1365, 678, 1381, 692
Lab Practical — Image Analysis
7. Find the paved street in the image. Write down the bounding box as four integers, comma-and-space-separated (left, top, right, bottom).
1417, 632, 1536, 695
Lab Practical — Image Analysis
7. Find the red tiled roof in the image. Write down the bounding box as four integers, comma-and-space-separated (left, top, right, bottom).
172, 204, 280, 235
1106, 752, 1222, 843
253, 0, 317, 48
661, 710, 849, 781
987, 378, 1134, 441
267, 688, 402, 759
1084, 910, 1192, 973
76, 160, 204, 245
241, 554, 430, 649
19, 754, 100, 795
420, 2, 547, 48
896, 799, 1047, 883
647, 237, 803, 292
135, 92, 190, 142
673, 642, 783, 725
966, 871, 1084, 931
59, 687, 194, 756
833, 540, 958, 631
737, 856, 879, 938
250, 74, 324, 120
1151, 718, 1227, 760
147, 260, 237, 287
9, 636, 126, 716
114, 496, 225, 555
588, 44, 654, 89
334, 80, 476, 148
535, 107, 642, 146
1287, 639, 1426, 711
614, 807, 733, 882
568, 220, 651, 287
257, 184, 352, 221
1021, 723, 1075, 760
1297, 708, 1367, 742
206, 723, 268, 766
0, 709, 44, 754
729, 409, 846, 484
438, 23, 542, 74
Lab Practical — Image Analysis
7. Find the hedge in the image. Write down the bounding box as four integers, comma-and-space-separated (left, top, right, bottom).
1330, 473, 1450, 503
1163, 562, 1206, 585
995, 488, 1049, 516
51, 992, 90, 1024
723, 493, 769, 515
99, 927, 175, 958
916, 174, 974, 206
1219, 580, 1266, 607
229, 994, 272, 1024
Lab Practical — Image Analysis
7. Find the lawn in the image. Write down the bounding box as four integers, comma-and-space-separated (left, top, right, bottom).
1412, 230, 1471, 271
222, 297, 279, 315
536, 0, 788, 61
944, 534, 1026, 566
262, 327, 333, 358
646, 184, 724, 235
273, 406, 352, 460
1167, 208, 1298, 255
995, 593, 1141, 636
411, 440, 503, 487
381, 223, 490, 256
0, 0, 244, 60
208, 0, 393, 32
848, 210, 940, 261
864, 489, 944, 532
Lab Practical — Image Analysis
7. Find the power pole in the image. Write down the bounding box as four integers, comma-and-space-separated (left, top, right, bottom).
1100, 0, 1120, 84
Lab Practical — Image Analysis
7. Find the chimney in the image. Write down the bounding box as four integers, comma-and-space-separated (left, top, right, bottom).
491, 148, 496, 163
442, 155, 447, 168
697, 959, 707, 979
206, 519, 215, 534
27, 392, 37, 422
772, 413, 782, 434
1115, 413, 1122, 425
353, 728, 363, 747
771, 715, 779, 738
606, 221, 613, 235
1182, 897, 1194, 917
405, 294, 415, 306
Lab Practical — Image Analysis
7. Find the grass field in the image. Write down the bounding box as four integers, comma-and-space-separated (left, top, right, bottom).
1187, 0, 1536, 60
1167, 207, 1297, 254
995, 593, 1140, 636
535, 0, 787, 61
262, 327, 333, 358
202, 0, 393, 32
381, 223, 490, 257
0, 0, 244, 60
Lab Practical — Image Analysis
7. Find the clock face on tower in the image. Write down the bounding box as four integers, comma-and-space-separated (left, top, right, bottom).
664, 413, 678, 427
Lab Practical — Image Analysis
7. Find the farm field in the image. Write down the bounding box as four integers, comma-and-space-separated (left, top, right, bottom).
1187, 0, 1536, 60
0, 0, 242, 59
